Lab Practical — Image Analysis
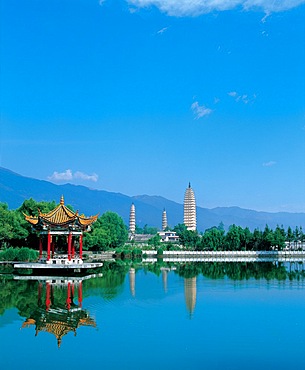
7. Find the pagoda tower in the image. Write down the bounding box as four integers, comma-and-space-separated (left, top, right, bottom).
162, 208, 168, 231
129, 203, 136, 234
183, 183, 197, 231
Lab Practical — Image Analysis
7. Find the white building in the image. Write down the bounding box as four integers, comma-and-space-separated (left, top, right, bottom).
158, 230, 179, 243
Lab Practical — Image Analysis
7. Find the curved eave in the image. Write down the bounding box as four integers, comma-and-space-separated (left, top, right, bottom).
23, 213, 39, 225
78, 214, 99, 227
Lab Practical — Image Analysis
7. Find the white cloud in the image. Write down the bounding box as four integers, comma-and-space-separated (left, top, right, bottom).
48, 169, 98, 182
48, 169, 73, 181
228, 91, 256, 104
125, 0, 305, 17
157, 26, 169, 34
191, 101, 213, 119
261, 12, 270, 23
263, 161, 277, 167
74, 171, 99, 182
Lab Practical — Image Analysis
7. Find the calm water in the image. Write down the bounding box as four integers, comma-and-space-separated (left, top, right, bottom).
0, 261, 305, 370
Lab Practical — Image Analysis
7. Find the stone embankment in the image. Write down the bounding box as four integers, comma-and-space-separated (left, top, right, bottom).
142, 250, 305, 263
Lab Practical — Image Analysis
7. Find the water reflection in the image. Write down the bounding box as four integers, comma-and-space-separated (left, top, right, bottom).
129, 268, 135, 297
184, 277, 197, 317
18, 277, 97, 347
0, 261, 304, 348
161, 267, 170, 293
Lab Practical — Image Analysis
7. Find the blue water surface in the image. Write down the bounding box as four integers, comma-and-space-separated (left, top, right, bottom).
0, 266, 304, 370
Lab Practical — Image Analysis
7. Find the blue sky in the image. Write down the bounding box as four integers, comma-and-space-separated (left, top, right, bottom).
1, 0, 305, 212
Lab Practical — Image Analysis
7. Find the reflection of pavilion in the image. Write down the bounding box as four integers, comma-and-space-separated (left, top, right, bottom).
21, 277, 96, 347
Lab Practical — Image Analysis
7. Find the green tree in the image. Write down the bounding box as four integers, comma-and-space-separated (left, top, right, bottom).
293, 226, 300, 249
224, 225, 242, 251
262, 225, 274, 251
84, 212, 128, 251
179, 230, 200, 249
0, 203, 28, 248
286, 226, 294, 248
199, 228, 224, 251
273, 225, 285, 250
143, 224, 158, 235
173, 223, 187, 235
18, 198, 57, 216
148, 234, 161, 247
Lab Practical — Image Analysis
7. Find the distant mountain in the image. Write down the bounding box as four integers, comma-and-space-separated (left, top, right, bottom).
1, 167, 304, 231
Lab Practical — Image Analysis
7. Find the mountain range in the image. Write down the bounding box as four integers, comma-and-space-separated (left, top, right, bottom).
0, 167, 304, 231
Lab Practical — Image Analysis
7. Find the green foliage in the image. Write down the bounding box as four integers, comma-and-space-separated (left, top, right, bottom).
180, 230, 200, 249
18, 198, 58, 216
148, 234, 161, 247
172, 222, 301, 251
0, 247, 38, 262
0, 203, 29, 248
84, 211, 128, 251
0, 247, 18, 261
173, 223, 187, 235
136, 224, 158, 235
157, 247, 164, 255
198, 228, 224, 251
17, 247, 38, 262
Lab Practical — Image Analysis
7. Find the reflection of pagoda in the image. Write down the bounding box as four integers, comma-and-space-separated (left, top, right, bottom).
129, 268, 136, 297
21, 278, 96, 348
184, 277, 197, 317
161, 267, 170, 293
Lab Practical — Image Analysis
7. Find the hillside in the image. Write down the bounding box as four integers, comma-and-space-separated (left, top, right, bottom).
1, 167, 304, 231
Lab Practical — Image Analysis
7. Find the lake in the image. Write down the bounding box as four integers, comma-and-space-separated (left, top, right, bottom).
0, 261, 304, 370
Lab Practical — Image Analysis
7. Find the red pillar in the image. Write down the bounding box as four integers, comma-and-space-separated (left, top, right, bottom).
39, 237, 43, 259
71, 237, 75, 258
68, 232, 72, 261
78, 281, 83, 308
51, 240, 55, 258
46, 283, 51, 310
66, 282, 71, 310
47, 231, 51, 261
79, 234, 83, 259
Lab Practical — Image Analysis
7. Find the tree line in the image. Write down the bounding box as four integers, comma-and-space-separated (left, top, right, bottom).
0, 199, 128, 252
0, 199, 304, 253
172, 223, 304, 251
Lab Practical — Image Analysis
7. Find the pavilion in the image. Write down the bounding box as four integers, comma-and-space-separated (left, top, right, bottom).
24, 196, 98, 265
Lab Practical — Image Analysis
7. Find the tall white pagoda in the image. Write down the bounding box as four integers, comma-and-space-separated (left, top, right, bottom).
162, 208, 168, 231
129, 203, 136, 235
183, 183, 197, 231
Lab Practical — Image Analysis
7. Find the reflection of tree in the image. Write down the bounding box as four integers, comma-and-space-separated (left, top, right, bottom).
0, 278, 38, 317
174, 262, 305, 281
177, 263, 202, 278
83, 261, 130, 300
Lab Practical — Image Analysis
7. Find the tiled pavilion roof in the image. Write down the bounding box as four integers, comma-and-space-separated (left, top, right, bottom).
24, 195, 98, 230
